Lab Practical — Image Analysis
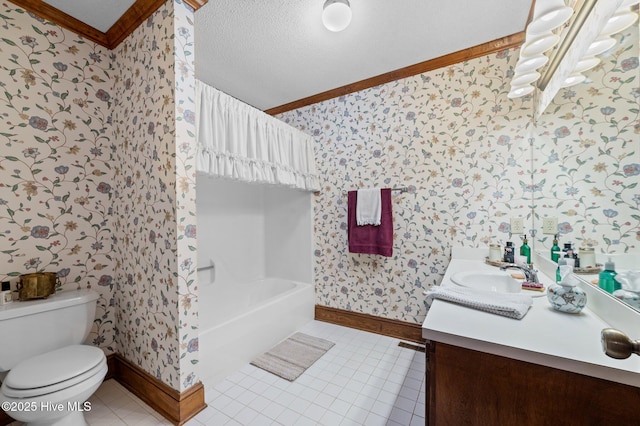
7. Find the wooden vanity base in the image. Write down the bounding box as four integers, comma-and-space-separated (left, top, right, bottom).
427, 341, 640, 425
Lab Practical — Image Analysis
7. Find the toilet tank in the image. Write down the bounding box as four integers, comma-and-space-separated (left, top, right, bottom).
0, 289, 99, 372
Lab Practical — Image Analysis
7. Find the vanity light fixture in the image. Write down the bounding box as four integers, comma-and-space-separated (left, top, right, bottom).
537, 0, 598, 91
561, 72, 586, 88
527, 0, 573, 35
572, 56, 600, 73
507, 85, 535, 99
600, 10, 638, 36
511, 71, 541, 87
514, 54, 549, 74
584, 36, 617, 57
507, 0, 571, 98
322, 0, 352, 32
509, 0, 637, 100
520, 32, 560, 57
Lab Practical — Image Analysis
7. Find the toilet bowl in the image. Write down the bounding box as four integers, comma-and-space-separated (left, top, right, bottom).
1, 345, 107, 426
0, 290, 106, 426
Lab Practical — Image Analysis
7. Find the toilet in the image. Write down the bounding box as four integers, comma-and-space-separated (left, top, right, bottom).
0, 289, 107, 426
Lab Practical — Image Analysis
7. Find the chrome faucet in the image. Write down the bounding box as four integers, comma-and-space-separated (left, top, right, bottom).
500, 264, 539, 283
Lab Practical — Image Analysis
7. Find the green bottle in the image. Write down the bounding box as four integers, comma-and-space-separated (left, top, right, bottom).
520, 234, 531, 265
598, 258, 620, 294
551, 234, 561, 263
556, 257, 567, 283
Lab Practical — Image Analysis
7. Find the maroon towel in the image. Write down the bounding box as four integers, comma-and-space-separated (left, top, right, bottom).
348, 188, 393, 257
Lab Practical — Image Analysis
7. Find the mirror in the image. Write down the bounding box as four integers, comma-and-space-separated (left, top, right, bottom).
531, 22, 639, 312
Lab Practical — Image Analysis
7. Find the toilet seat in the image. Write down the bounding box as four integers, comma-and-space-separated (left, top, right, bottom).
2, 345, 106, 398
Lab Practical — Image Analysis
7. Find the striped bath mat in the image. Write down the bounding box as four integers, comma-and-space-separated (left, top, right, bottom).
250, 332, 335, 381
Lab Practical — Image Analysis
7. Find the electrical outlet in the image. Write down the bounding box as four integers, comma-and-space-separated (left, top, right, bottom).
542, 217, 558, 235
510, 217, 524, 235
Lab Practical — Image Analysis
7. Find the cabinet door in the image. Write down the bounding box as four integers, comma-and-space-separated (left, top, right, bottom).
426, 341, 640, 425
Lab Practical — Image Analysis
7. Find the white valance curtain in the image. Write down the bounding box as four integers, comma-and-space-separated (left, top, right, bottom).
196, 80, 320, 192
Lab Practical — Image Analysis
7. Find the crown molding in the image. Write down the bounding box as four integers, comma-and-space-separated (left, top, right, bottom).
265, 32, 525, 116
9, 0, 209, 50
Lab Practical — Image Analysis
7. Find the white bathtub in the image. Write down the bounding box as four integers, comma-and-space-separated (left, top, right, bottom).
198, 277, 315, 385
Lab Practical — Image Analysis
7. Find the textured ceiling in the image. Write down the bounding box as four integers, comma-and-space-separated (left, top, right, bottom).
42, 0, 136, 32
195, 0, 532, 110
28, 0, 532, 111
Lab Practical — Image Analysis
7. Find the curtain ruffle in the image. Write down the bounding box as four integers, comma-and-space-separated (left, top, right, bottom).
195, 81, 320, 192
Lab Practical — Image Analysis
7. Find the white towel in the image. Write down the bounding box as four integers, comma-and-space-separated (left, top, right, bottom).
424, 286, 533, 320
356, 188, 382, 226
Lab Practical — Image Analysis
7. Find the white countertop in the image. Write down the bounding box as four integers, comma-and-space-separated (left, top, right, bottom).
422, 249, 640, 388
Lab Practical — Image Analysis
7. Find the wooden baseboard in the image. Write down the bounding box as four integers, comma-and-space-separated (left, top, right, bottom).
105, 353, 117, 380
112, 354, 206, 425
315, 305, 426, 344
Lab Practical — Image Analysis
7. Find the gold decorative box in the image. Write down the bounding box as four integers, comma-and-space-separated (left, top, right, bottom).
17, 272, 58, 300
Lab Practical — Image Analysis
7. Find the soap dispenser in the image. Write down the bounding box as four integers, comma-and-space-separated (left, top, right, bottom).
551, 234, 561, 263
520, 234, 531, 265
599, 259, 620, 294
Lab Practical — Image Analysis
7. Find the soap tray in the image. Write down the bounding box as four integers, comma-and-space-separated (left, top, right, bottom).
485, 257, 531, 269
573, 264, 602, 275
485, 257, 510, 267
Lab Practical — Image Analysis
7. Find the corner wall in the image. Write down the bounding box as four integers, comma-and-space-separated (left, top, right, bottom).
111, 0, 199, 391
0, 1, 116, 352
0, 0, 200, 394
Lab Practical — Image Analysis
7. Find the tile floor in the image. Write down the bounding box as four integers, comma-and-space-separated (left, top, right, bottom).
9, 320, 427, 425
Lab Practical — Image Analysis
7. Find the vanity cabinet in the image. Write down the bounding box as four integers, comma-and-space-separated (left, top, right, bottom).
426, 341, 640, 425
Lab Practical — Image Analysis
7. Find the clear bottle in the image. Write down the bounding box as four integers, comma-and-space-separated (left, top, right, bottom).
551, 234, 561, 263
520, 234, 531, 265
598, 258, 620, 294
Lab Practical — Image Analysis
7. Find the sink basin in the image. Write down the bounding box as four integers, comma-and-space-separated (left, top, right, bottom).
450, 271, 521, 293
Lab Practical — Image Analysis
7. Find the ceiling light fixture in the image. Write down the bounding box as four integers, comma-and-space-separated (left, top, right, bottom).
322, 0, 352, 32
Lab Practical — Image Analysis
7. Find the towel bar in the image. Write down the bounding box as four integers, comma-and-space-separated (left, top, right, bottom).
342, 187, 408, 194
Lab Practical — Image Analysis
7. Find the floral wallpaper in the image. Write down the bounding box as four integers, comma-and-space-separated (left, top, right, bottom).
111, 0, 199, 391
280, 49, 533, 323
0, 1, 116, 352
279, 28, 639, 324
1, 0, 199, 392
173, 1, 199, 392
534, 27, 639, 254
